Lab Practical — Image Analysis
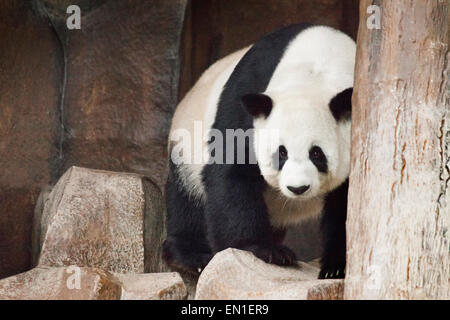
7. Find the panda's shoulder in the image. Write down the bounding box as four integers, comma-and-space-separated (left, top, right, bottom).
214, 23, 314, 130
227, 23, 314, 86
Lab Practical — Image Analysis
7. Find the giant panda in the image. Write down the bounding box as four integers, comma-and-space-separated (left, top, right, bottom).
164, 24, 355, 279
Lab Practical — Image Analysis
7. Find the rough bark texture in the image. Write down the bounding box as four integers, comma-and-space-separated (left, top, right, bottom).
35, 166, 168, 274
346, 0, 449, 299
195, 249, 343, 300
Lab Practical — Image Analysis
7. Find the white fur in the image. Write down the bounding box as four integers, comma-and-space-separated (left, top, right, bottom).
266, 26, 355, 95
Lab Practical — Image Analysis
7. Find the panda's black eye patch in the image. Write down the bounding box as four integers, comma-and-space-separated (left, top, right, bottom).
272, 145, 288, 170
309, 146, 328, 173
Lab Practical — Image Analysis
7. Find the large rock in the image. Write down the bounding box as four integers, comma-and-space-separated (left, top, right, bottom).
114, 272, 187, 300
195, 249, 343, 300
35, 166, 167, 274
0, 266, 121, 300
0, 266, 187, 300
0, 1, 62, 279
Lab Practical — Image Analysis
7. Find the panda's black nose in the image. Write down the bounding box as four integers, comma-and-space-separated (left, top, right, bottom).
287, 185, 310, 195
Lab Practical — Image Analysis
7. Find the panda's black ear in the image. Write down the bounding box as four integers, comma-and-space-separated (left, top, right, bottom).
241, 93, 273, 118
329, 88, 353, 121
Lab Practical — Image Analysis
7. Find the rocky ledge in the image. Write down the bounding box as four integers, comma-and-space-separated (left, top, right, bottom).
0, 166, 343, 300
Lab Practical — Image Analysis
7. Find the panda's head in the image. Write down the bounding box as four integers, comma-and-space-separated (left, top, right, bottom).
242, 88, 352, 199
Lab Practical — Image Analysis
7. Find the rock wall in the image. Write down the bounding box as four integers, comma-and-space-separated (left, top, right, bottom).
0, 0, 187, 279
0, 1, 63, 279
55, 0, 187, 187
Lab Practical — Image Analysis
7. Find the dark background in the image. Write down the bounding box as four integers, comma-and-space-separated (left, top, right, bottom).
0, 0, 359, 279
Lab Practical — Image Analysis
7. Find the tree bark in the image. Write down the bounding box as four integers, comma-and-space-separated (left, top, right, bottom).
345, 0, 449, 299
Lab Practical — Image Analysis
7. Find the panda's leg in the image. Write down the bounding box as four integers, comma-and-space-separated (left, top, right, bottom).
319, 179, 348, 279
203, 164, 296, 266
162, 162, 212, 275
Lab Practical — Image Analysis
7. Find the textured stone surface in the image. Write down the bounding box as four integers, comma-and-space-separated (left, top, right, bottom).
114, 272, 187, 300
0, 1, 62, 279
0, 266, 187, 300
0, 266, 121, 300
31, 185, 52, 266
0, 0, 186, 278
307, 280, 344, 300
35, 166, 167, 274
195, 249, 343, 300
59, 0, 187, 190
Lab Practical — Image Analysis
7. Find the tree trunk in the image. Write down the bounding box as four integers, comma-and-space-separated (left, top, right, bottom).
345, 0, 449, 299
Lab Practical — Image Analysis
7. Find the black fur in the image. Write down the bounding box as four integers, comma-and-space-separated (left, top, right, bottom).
309, 146, 328, 173
329, 88, 353, 121
319, 179, 348, 279
241, 93, 273, 118
164, 24, 349, 279
163, 161, 212, 275
272, 146, 288, 170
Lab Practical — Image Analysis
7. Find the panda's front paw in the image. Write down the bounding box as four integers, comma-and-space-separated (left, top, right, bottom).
318, 265, 345, 279
243, 244, 297, 266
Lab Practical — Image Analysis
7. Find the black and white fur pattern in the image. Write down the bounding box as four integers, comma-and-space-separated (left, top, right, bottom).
164, 24, 355, 279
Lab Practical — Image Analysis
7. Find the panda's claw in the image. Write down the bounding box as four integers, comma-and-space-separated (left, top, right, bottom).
319, 265, 345, 279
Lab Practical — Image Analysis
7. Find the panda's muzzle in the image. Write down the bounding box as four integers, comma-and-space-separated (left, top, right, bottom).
287, 185, 310, 195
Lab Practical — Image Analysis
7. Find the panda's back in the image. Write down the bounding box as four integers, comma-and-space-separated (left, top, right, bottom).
168, 47, 250, 199
169, 47, 250, 141
266, 25, 355, 96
